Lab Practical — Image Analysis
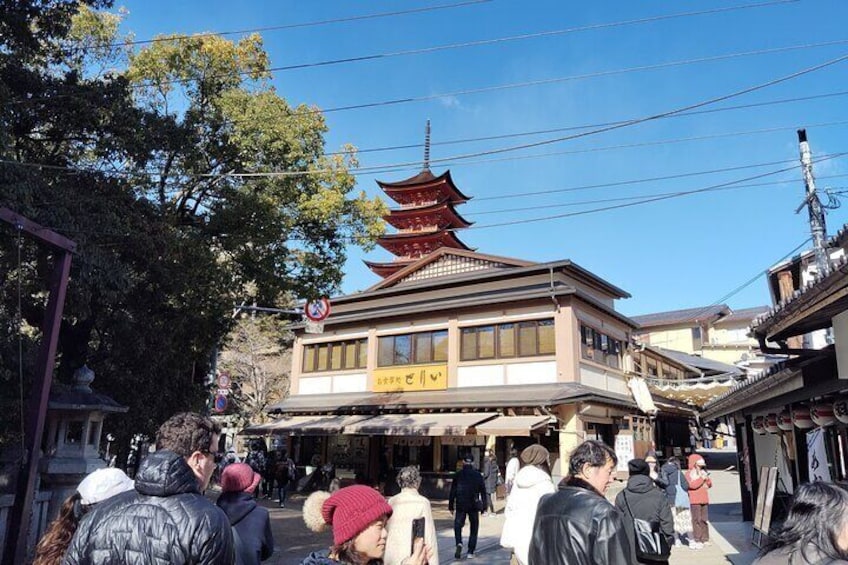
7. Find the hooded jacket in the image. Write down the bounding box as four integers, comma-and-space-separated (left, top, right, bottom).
614, 475, 675, 564
448, 465, 486, 513
217, 491, 275, 565
63, 450, 234, 565
686, 454, 712, 505
659, 461, 689, 504
384, 488, 439, 565
528, 477, 633, 565
500, 465, 556, 565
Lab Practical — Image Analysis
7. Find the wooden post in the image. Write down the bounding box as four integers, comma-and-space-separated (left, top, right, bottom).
0, 208, 75, 565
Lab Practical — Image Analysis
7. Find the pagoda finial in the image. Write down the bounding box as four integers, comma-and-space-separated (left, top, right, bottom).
423, 119, 431, 171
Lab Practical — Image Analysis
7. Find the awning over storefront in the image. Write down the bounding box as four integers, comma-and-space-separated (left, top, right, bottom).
474, 415, 551, 436
239, 414, 374, 436
342, 412, 498, 436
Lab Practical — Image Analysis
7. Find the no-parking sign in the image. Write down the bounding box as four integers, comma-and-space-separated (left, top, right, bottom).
304, 297, 331, 322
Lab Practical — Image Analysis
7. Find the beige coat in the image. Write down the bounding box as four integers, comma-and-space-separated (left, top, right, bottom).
384, 488, 440, 565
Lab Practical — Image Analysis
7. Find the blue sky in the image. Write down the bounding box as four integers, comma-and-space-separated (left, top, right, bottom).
116, 0, 848, 316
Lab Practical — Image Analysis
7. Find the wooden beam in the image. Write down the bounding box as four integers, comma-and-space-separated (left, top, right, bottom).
0, 207, 76, 253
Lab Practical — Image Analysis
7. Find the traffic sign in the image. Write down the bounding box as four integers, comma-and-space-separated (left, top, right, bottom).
217, 372, 231, 388
213, 394, 228, 413
304, 297, 331, 322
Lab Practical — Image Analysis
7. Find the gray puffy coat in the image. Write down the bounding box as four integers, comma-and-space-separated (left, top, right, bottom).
63, 450, 235, 564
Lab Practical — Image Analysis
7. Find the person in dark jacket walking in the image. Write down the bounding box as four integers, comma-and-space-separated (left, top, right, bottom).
528, 440, 633, 565
449, 455, 487, 560
63, 412, 234, 564
659, 456, 691, 547
482, 449, 499, 516
218, 462, 275, 565
615, 459, 674, 564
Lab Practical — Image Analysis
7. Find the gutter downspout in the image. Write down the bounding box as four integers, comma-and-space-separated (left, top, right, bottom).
756, 334, 819, 356
549, 267, 560, 312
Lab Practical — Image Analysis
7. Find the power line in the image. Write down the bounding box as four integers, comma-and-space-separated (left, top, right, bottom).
327, 90, 848, 157
116, 0, 494, 47
272, 0, 801, 72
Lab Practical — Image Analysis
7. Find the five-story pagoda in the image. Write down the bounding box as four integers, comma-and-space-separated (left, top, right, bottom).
365, 122, 474, 278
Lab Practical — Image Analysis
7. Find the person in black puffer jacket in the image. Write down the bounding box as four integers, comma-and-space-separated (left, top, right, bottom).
615, 459, 674, 564
449, 455, 487, 560
218, 462, 274, 565
63, 412, 234, 565
528, 440, 633, 565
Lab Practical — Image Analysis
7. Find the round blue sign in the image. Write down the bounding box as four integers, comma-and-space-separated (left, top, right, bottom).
213, 394, 228, 413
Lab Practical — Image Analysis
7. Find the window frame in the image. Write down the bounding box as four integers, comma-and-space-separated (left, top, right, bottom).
377, 329, 450, 367
460, 319, 556, 361
579, 323, 624, 370
302, 338, 368, 373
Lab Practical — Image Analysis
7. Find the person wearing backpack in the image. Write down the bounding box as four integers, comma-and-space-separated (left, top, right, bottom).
275, 449, 297, 508
615, 459, 674, 564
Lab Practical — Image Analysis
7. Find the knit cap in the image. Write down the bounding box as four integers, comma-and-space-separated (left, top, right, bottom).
303, 485, 393, 545
77, 468, 134, 506
628, 458, 650, 476
520, 444, 549, 467
220, 463, 261, 494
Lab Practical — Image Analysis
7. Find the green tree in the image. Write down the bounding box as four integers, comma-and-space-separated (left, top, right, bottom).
0, 2, 385, 464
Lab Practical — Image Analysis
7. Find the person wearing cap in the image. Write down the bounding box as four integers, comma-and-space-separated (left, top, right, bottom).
500, 445, 555, 565
528, 440, 632, 565
217, 462, 275, 565
63, 412, 234, 564
614, 459, 674, 564
301, 484, 433, 565
384, 466, 440, 565
33, 468, 134, 565
686, 453, 712, 550
449, 454, 487, 560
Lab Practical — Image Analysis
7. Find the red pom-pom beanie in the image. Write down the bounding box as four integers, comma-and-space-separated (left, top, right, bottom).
319, 485, 393, 545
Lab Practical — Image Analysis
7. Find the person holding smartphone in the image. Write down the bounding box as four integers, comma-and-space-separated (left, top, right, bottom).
385, 466, 439, 565
686, 454, 712, 550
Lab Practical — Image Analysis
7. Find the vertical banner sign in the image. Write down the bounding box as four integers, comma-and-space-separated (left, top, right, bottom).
807, 427, 832, 482
614, 434, 634, 473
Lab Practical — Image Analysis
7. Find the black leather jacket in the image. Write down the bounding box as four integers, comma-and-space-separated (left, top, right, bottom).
528, 477, 634, 565
64, 450, 235, 564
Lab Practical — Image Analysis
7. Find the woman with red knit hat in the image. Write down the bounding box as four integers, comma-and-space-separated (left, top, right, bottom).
217, 462, 275, 565
686, 454, 713, 550
301, 485, 433, 565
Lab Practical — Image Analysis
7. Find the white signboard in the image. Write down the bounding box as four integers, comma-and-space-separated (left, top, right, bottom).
614, 434, 634, 472
807, 427, 832, 482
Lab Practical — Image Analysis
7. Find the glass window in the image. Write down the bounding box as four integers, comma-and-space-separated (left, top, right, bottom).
303, 345, 315, 372
461, 328, 476, 361
499, 324, 515, 357
538, 320, 555, 354
432, 331, 448, 362
330, 344, 342, 370
316, 345, 328, 371
414, 333, 432, 364
518, 322, 536, 356
378, 336, 394, 367
394, 335, 411, 365
478, 326, 495, 358
344, 342, 357, 369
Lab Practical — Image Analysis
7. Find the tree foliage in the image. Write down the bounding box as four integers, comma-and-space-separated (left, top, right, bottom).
0, 1, 385, 462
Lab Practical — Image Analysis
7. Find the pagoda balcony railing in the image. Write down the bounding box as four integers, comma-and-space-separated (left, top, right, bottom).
398, 200, 439, 209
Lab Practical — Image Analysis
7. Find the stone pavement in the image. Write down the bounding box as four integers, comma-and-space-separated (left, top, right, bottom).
255, 448, 759, 565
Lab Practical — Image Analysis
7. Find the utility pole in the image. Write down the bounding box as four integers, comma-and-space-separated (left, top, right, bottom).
796, 128, 829, 276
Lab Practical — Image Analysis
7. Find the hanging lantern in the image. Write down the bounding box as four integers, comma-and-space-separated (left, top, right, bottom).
764, 413, 780, 434
812, 403, 836, 427
793, 406, 815, 429
834, 399, 848, 424
752, 415, 767, 435
777, 410, 794, 431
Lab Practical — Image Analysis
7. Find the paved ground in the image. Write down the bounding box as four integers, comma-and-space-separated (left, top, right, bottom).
251, 448, 758, 565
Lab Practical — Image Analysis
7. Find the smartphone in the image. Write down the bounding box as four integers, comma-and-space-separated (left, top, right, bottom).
410, 517, 425, 555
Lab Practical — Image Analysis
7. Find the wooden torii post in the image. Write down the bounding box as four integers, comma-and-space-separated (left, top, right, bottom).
0, 208, 76, 565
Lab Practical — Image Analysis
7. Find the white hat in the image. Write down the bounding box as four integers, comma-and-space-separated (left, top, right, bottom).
77, 468, 134, 506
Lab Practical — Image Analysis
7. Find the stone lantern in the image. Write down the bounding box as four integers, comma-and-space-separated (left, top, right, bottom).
40, 365, 128, 519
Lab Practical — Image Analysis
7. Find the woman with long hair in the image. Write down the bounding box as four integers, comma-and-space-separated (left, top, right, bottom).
301, 484, 433, 565
33, 468, 134, 565
755, 482, 848, 564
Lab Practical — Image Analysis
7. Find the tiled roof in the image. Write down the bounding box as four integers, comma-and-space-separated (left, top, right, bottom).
650, 347, 744, 376
714, 306, 770, 324
631, 304, 730, 329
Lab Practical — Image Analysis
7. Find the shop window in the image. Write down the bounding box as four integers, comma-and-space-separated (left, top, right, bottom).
461, 319, 555, 360
580, 324, 624, 370
378, 329, 451, 367
303, 338, 368, 373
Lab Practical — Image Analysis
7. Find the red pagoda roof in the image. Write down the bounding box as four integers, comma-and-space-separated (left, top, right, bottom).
376, 170, 471, 206
362, 259, 416, 278
377, 229, 473, 259
384, 198, 473, 231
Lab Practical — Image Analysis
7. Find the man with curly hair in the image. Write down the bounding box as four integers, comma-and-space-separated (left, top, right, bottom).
63, 412, 235, 564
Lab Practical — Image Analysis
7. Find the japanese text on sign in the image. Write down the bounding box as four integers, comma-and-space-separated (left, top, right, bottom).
372, 364, 448, 393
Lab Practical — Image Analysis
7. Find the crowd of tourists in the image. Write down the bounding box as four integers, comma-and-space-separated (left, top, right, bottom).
30, 409, 848, 564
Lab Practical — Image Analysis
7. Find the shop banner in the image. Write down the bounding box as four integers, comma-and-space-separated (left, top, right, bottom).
373, 364, 448, 392
614, 434, 634, 473
806, 427, 832, 482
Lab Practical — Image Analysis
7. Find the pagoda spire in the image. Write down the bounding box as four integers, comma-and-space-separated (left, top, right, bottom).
423, 119, 431, 171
